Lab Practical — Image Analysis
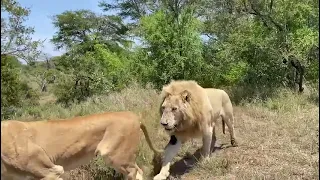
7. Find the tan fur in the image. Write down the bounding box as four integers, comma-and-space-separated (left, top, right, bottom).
154, 80, 237, 180
159, 80, 237, 143
1, 111, 161, 180
204, 88, 237, 146
160, 80, 213, 141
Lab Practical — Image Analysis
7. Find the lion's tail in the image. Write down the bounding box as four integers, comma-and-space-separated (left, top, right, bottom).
222, 119, 226, 134
140, 123, 162, 154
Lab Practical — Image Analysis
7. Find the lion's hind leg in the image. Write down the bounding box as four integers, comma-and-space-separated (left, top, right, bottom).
210, 126, 217, 152
221, 110, 238, 147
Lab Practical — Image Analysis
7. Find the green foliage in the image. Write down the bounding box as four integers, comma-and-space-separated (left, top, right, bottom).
53, 44, 132, 104
1, 55, 22, 113
137, 6, 205, 89
200, 0, 318, 98
1, 55, 39, 120
49, 9, 135, 104
1, 0, 42, 119
51, 9, 130, 53
2, 0, 318, 111
99, 0, 159, 22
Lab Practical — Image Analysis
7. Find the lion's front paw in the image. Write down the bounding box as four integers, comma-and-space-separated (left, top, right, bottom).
200, 148, 210, 158
153, 172, 169, 180
231, 138, 238, 147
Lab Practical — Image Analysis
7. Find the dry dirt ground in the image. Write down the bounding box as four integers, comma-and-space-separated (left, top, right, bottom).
64, 103, 319, 180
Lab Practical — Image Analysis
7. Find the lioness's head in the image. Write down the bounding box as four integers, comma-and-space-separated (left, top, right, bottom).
159, 90, 192, 133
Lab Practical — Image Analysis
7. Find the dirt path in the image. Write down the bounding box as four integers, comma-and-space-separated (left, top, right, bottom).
167, 106, 319, 180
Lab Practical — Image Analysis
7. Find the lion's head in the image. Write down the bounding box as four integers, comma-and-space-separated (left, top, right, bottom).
159, 80, 203, 133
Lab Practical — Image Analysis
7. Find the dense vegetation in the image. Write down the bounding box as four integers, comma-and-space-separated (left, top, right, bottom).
1, 0, 318, 179
2, 0, 318, 115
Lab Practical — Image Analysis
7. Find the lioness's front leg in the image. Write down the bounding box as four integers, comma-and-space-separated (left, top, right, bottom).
153, 135, 181, 180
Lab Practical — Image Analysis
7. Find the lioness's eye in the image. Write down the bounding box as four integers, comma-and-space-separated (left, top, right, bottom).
172, 107, 177, 111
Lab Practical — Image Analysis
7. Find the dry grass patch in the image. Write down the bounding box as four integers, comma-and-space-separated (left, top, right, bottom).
10, 85, 318, 180
179, 90, 318, 180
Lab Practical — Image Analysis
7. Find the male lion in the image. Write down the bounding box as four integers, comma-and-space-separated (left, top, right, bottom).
1, 111, 161, 180
153, 80, 237, 180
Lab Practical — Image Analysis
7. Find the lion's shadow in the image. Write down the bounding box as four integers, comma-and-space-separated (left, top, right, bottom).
168, 142, 234, 178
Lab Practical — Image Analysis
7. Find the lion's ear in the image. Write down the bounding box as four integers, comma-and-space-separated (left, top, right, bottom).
181, 90, 191, 103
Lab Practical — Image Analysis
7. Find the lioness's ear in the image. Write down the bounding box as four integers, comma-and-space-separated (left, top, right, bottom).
181, 90, 191, 103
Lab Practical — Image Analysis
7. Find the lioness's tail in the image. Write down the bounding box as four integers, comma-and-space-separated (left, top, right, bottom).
140, 123, 162, 154
140, 123, 163, 176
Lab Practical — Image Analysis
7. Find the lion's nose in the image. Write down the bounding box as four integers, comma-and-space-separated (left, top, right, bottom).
161, 122, 168, 126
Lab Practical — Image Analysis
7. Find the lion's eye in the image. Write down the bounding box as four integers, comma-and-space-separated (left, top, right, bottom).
172, 107, 177, 111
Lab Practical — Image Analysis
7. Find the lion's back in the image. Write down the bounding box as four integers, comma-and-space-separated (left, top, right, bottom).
205, 88, 233, 114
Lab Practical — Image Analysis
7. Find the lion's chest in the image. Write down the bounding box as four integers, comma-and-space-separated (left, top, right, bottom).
175, 127, 202, 142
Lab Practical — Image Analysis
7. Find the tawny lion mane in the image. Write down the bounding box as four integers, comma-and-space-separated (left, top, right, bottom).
160, 80, 212, 136
1, 111, 161, 180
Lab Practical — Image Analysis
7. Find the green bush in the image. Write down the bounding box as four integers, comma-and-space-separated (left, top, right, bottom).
1, 55, 39, 120
53, 44, 132, 104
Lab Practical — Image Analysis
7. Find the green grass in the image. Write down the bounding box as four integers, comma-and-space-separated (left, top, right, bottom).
6, 83, 319, 180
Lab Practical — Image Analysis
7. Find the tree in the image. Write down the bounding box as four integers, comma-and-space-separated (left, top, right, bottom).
200, 0, 318, 94
136, 3, 206, 88
1, 0, 43, 64
1, 55, 39, 120
53, 43, 131, 104
51, 10, 131, 53
50, 10, 134, 103
1, 55, 22, 111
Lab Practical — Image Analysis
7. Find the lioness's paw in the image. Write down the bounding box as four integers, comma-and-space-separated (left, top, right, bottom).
153, 173, 169, 180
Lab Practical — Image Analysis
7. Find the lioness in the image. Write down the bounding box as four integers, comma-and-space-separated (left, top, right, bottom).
1, 111, 161, 180
153, 80, 237, 180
